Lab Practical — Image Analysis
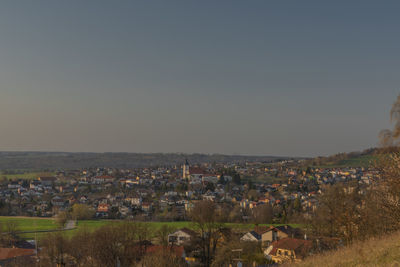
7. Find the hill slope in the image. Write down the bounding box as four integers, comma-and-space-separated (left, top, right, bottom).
293, 231, 400, 267
304, 148, 378, 168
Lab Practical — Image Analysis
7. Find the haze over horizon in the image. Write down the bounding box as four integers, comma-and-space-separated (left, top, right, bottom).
1, 1, 399, 157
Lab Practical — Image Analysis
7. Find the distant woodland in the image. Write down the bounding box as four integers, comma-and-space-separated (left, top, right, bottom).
0, 152, 293, 170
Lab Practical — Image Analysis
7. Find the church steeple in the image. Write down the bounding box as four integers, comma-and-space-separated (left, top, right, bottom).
183, 159, 190, 179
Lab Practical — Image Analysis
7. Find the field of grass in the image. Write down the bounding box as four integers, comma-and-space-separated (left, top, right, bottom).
0, 216, 301, 240
0, 216, 58, 232
292, 231, 400, 267
337, 154, 377, 167
74, 220, 301, 232
314, 154, 377, 169
0, 216, 59, 239
65, 220, 195, 238
71, 220, 296, 235
63, 220, 301, 240
0, 171, 55, 180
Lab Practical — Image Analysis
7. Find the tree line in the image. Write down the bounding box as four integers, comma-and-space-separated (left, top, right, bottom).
35, 200, 270, 267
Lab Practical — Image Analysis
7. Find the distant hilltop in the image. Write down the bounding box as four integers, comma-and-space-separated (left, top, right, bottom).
302, 148, 379, 168
0, 151, 300, 170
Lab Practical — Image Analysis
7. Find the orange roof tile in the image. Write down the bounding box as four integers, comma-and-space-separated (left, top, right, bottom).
0, 248, 35, 260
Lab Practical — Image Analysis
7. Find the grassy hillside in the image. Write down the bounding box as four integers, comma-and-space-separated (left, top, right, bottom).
304, 148, 379, 168
293, 231, 400, 267
334, 154, 376, 167
317, 154, 377, 168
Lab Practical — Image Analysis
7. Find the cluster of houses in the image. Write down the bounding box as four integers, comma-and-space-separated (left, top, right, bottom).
0, 160, 378, 265
0, 161, 378, 223
166, 224, 314, 264
0, 223, 332, 266
240, 225, 312, 263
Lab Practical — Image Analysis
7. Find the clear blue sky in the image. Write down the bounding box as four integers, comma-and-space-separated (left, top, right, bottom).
0, 1, 398, 157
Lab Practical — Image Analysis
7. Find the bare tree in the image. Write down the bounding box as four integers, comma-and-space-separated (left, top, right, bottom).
56, 211, 69, 229
4, 221, 19, 247
380, 94, 400, 147
252, 204, 273, 224
155, 224, 175, 246
370, 153, 400, 232
311, 183, 363, 244
140, 248, 187, 267
67, 228, 95, 267
90, 225, 123, 267
40, 232, 68, 267
190, 200, 224, 267
70, 204, 95, 220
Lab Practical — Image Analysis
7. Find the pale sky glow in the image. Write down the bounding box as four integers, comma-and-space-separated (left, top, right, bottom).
0, 1, 399, 157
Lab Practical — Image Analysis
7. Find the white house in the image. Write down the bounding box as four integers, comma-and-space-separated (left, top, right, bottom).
240, 231, 261, 242
168, 228, 197, 246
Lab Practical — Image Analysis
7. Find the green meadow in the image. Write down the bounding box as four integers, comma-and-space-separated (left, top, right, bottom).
0, 216, 58, 231
0, 216, 301, 240
0, 171, 55, 180
315, 154, 377, 169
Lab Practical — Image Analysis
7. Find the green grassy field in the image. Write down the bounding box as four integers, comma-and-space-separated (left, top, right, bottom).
0, 216, 58, 231
337, 154, 377, 167
74, 220, 298, 232
0, 216, 301, 240
75, 220, 300, 231
0, 216, 59, 239
0, 171, 55, 180
62, 220, 301, 240
313, 154, 377, 168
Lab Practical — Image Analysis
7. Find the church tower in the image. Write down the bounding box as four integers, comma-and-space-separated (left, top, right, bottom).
183, 159, 190, 179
